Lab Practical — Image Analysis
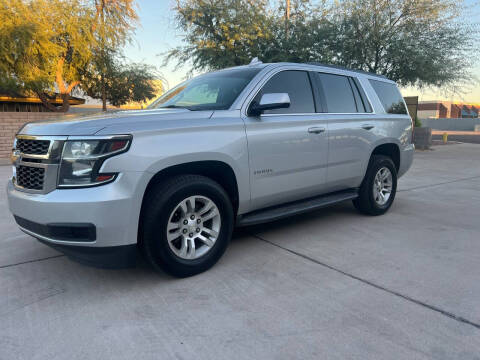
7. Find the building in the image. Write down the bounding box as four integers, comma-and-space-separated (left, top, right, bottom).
418, 101, 479, 119
404, 96, 418, 120
0, 91, 85, 112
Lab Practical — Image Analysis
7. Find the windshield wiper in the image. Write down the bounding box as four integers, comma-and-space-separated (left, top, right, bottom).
159, 105, 190, 110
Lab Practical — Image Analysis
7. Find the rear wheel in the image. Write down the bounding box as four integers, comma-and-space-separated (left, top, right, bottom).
141, 175, 234, 277
353, 155, 397, 216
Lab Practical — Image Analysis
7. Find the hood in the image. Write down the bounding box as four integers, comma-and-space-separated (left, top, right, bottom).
19, 108, 214, 136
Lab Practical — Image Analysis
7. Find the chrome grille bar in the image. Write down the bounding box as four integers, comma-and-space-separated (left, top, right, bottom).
12, 135, 68, 194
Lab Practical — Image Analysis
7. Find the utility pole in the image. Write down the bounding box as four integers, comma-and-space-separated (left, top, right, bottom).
285, 0, 290, 39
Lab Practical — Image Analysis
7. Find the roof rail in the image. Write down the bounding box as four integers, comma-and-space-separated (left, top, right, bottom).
305, 62, 387, 79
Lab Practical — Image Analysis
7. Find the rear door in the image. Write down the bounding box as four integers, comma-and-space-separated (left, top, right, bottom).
311, 72, 376, 191
242, 70, 329, 211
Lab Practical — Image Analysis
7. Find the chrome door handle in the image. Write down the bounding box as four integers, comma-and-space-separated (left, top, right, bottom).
361, 124, 375, 130
308, 127, 326, 134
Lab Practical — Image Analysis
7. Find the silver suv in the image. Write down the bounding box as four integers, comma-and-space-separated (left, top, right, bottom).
7, 62, 414, 277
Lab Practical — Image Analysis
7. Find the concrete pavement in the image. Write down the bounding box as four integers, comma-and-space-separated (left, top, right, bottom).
1, 144, 480, 359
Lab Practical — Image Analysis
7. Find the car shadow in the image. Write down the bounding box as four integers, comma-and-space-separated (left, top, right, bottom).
25, 201, 360, 283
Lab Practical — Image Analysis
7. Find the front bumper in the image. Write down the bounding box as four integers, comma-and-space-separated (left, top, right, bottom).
7, 171, 147, 267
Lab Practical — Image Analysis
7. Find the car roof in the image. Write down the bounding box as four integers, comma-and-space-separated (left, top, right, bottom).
204, 61, 393, 83
304, 62, 387, 79
261, 62, 388, 80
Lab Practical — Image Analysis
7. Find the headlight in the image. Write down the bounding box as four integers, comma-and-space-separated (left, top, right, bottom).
58, 135, 132, 188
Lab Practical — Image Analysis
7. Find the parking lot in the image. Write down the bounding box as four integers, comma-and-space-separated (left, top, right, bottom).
1, 143, 480, 360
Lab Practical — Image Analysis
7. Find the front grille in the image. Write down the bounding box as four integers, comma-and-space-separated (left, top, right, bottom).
16, 166, 45, 190
17, 139, 50, 155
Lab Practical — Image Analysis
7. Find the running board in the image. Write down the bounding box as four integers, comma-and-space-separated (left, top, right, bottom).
236, 189, 358, 227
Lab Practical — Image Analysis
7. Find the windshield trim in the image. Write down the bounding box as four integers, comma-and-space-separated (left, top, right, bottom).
147, 80, 189, 110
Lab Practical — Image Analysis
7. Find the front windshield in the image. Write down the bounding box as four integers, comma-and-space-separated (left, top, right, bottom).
148, 68, 261, 111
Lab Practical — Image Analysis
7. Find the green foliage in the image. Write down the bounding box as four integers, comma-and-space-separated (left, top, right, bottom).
331, 0, 475, 88
80, 48, 160, 106
1, 0, 58, 93
414, 117, 422, 128
168, 0, 477, 90
0, 0, 148, 111
0, 0, 96, 110
166, 0, 273, 72
93, 0, 138, 47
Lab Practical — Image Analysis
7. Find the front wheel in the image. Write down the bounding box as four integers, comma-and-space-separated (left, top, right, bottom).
353, 155, 397, 216
141, 175, 234, 277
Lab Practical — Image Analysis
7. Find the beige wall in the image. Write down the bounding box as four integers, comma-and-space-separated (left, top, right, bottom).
0, 112, 59, 159
418, 109, 439, 119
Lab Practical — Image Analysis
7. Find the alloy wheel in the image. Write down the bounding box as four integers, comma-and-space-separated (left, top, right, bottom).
373, 167, 393, 206
166, 195, 221, 260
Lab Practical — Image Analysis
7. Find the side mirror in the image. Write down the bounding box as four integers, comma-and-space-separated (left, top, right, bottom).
249, 93, 290, 116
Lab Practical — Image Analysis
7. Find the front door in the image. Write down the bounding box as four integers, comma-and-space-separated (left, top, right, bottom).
242, 70, 329, 211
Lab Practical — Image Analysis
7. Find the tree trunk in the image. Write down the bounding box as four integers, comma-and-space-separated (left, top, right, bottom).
36, 91, 73, 113
285, 0, 290, 40
36, 92, 63, 112
101, 72, 107, 111
35, 58, 79, 113
51, 57, 79, 112
100, 0, 107, 111
60, 93, 71, 113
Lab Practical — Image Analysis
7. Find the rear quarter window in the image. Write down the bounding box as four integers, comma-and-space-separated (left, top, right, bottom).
369, 80, 407, 115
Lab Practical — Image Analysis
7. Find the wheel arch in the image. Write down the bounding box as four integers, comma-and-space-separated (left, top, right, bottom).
139, 160, 240, 223
370, 142, 401, 172
137, 160, 240, 248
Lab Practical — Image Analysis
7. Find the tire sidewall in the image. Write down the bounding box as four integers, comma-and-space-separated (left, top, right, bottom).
144, 179, 233, 276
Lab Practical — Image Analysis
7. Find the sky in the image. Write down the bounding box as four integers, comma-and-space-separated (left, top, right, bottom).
124, 0, 480, 103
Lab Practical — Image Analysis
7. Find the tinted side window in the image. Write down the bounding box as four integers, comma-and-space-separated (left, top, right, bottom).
349, 78, 366, 113
317, 73, 358, 113
369, 80, 407, 114
254, 71, 315, 114
352, 77, 373, 112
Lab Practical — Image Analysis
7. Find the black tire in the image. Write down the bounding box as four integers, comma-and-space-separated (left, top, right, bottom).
141, 175, 234, 277
353, 155, 397, 216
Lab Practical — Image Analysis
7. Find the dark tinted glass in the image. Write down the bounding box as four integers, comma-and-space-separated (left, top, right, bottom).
352, 77, 373, 112
318, 73, 357, 113
149, 68, 261, 110
349, 78, 366, 112
254, 71, 315, 114
369, 80, 407, 114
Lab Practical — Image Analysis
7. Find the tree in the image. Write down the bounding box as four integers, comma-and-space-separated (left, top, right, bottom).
0, 0, 96, 112
92, 0, 138, 110
165, 0, 339, 71
166, 0, 274, 73
330, 0, 475, 88
80, 48, 160, 107
168, 0, 477, 91
0, 0, 143, 112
